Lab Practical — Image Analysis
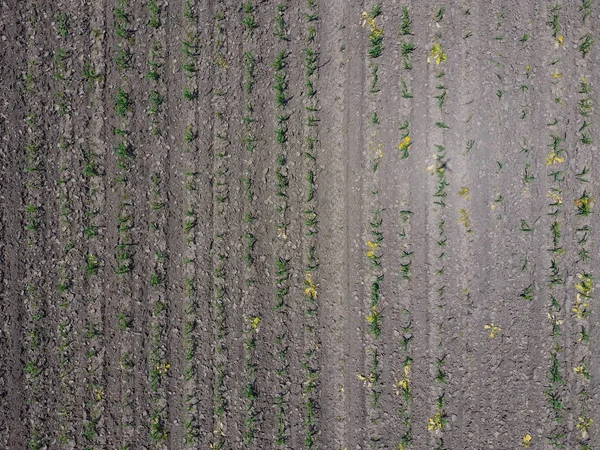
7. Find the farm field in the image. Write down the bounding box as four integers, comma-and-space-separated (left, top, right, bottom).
1, 0, 600, 449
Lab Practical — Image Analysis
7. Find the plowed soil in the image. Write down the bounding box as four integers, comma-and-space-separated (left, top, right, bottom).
1, 0, 600, 449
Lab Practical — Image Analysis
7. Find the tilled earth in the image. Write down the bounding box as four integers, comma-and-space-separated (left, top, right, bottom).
1, 0, 600, 449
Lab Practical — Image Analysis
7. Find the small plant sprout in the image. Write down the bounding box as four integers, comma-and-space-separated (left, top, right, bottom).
579, 34, 595, 57
575, 273, 594, 297
361, 5, 384, 58
574, 363, 591, 379
304, 273, 318, 300
400, 6, 412, 35
520, 219, 534, 232
428, 43, 447, 65
115, 89, 131, 117
546, 151, 564, 166
395, 364, 411, 396
484, 323, 502, 338
582, 0, 593, 22
398, 135, 411, 154
401, 42, 415, 69
548, 4, 562, 39
459, 209, 471, 231
458, 187, 470, 200
577, 416, 593, 438
427, 411, 446, 432
356, 372, 376, 388
522, 433, 532, 448
519, 284, 534, 301
575, 191, 595, 216
434, 6, 445, 23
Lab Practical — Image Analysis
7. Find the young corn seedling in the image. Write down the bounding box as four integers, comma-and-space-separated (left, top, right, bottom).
242, 1, 258, 33
115, 89, 131, 117
428, 42, 447, 65
519, 284, 534, 301
401, 42, 415, 70
548, 4, 562, 39
575, 191, 595, 216
484, 323, 502, 338
579, 34, 595, 57
362, 4, 383, 58
581, 0, 593, 22
400, 6, 412, 35
428, 395, 447, 432
398, 121, 411, 159
148, 0, 160, 28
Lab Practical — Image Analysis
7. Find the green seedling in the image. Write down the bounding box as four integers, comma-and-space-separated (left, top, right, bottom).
434, 6, 445, 22
400, 6, 412, 35
117, 313, 132, 330
579, 34, 595, 57
275, 3, 287, 41
548, 4, 561, 38
115, 89, 131, 117
575, 191, 595, 216
520, 284, 534, 301
520, 219, 534, 232
148, 0, 160, 28
56, 12, 70, 38
401, 42, 415, 69
581, 0, 593, 22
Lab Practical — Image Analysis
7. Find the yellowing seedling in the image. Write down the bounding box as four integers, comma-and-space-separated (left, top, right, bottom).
484, 323, 502, 338
428, 43, 447, 65
546, 152, 564, 165
427, 412, 446, 432
304, 273, 318, 299
398, 135, 411, 151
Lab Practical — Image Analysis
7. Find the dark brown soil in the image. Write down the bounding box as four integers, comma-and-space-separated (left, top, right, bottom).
1, 0, 600, 449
